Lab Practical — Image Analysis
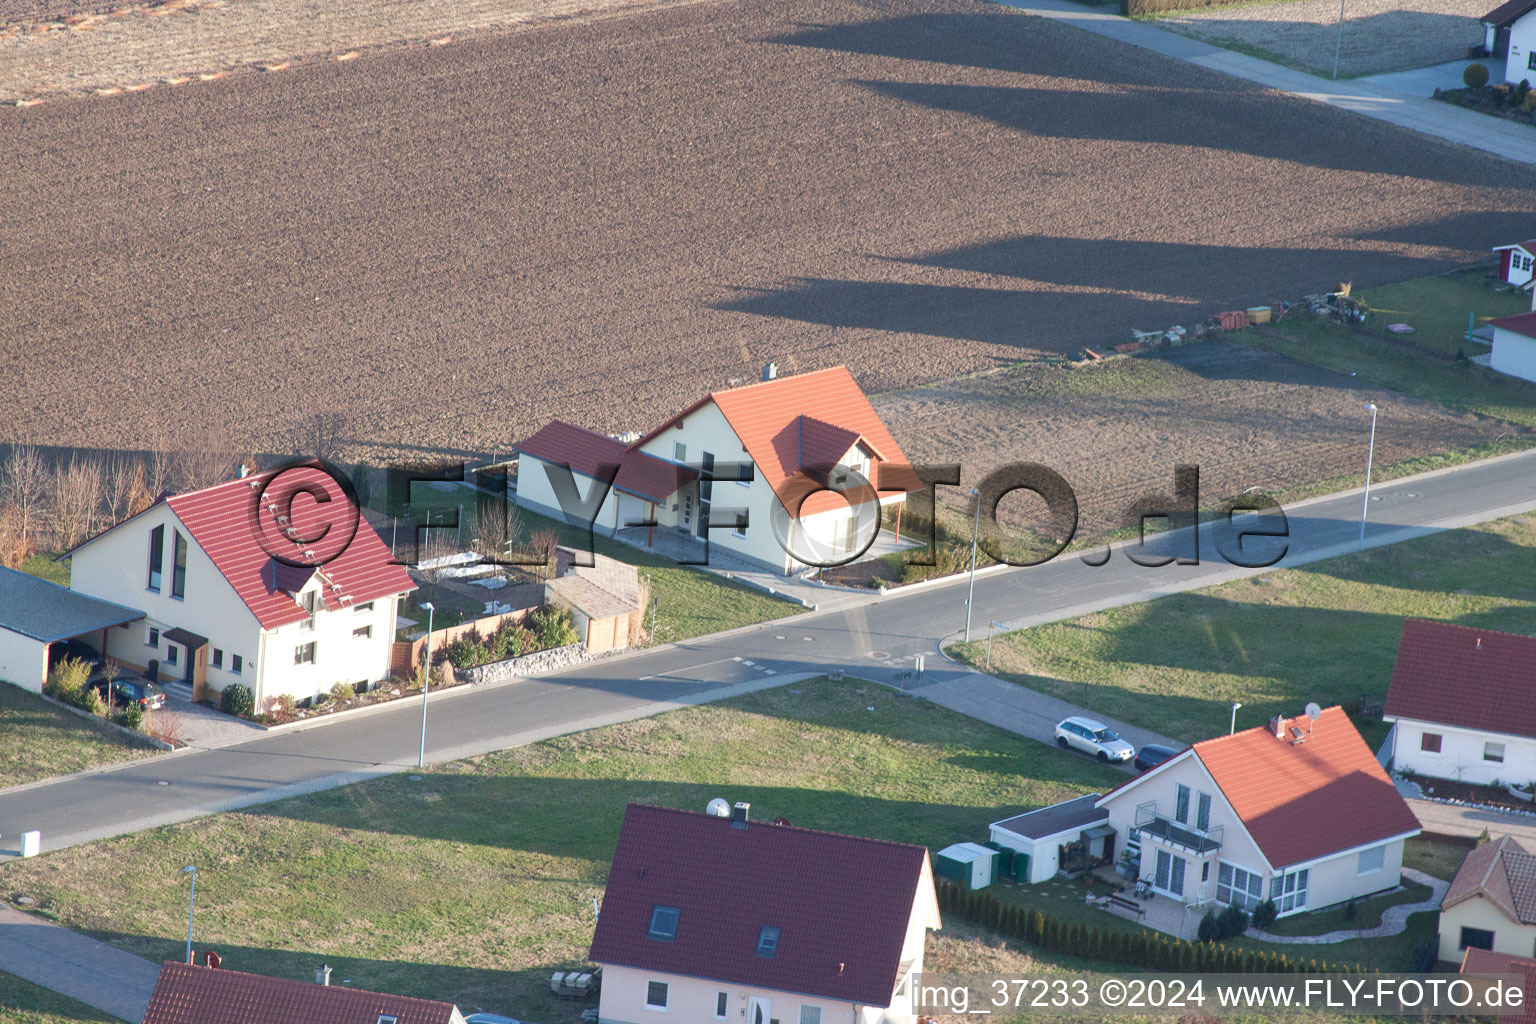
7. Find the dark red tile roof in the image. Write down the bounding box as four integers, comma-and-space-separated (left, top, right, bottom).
589, 804, 935, 1007
164, 465, 415, 630
1444, 835, 1536, 924
1490, 312, 1536, 340
1190, 706, 1420, 868
142, 962, 460, 1024
1483, 0, 1536, 27
1493, 239, 1536, 252
1385, 619, 1536, 739
516, 421, 696, 504
1462, 948, 1536, 1024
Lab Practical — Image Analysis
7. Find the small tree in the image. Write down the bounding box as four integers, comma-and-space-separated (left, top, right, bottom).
221, 682, 254, 718
531, 606, 580, 649
1464, 62, 1490, 88
44, 657, 90, 705
1217, 904, 1249, 939
1197, 910, 1220, 943
1252, 899, 1278, 930
117, 702, 143, 731
330, 682, 356, 703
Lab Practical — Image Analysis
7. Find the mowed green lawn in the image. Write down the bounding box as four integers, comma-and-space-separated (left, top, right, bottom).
0, 678, 1122, 1020
1360, 268, 1532, 358
0, 684, 159, 790
0, 972, 118, 1024
950, 514, 1536, 746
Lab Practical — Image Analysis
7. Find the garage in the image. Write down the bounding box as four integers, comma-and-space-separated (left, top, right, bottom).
989, 794, 1111, 884
0, 566, 145, 693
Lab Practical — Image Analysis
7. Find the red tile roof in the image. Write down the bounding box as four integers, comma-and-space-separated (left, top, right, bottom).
1483, 0, 1536, 27
1190, 706, 1420, 868
163, 465, 415, 630
1444, 835, 1536, 924
637, 367, 922, 518
1490, 312, 1536, 340
1385, 619, 1536, 739
1493, 239, 1536, 252
141, 962, 460, 1024
1462, 947, 1536, 1023
589, 803, 936, 1007
516, 420, 696, 504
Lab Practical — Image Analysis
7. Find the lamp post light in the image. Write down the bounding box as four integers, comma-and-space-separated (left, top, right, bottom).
182, 865, 196, 965
1331, 0, 1348, 79
1359, 403, 1379, 550
985, 622, 1007, 672
963, 488, 981, 643
417, 601, 435, 769
1230, 702, 1243, 736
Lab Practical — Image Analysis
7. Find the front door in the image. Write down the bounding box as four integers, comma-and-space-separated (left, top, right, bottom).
1154, 849, 1186, 897
748, 997, 771, 1024
182, 645, 194, 683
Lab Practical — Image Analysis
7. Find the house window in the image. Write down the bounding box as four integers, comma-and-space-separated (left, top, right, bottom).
353, 625, 372, 640
231, 654, 242, 675
1196, 791, 1212, 832
148, 627, 160, 647
166, 645, 178, 666
756, 925, 781, 957
1486, 742, 1506, 763
1529, 51, 1536, 70
647, 905, 680, 941
147, 525, 164, 591
673, 442, 687, 462
1202, 861, 1210, 882
1358, 845, 1385, 875
212, 649, 223, 668
378, 1017, 398, 1024
646, 981, 669, 1009
171, 530, 188, 599
1460, 926, 1496, 951
295, 642, 316, 665
1217, 862, 1264, 910
1272, 869, 1309, 913
733, 513, 748, 538
1175, 784, 1191, 824
355, 601, 374, 614
1154, 849, 1186, 897
1421, 733, 1442, 754
799, 1007, 821, 1024
715, 993, 729, 1020
300, 591, 317, 631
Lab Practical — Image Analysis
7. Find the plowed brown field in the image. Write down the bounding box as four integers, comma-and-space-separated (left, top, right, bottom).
3, 0, 1534, 465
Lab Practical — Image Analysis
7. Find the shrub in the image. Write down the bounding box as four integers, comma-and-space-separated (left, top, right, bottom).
220, 682, 254, 718
116, 702, 143, 731
531, 606, 580, 649
1343, 898, 1357, 923
492, 624, 536, 661
1252, 899, 1278, 930
1217, 904, 1249, 939
447, 634, 486, 669
1197, 910, 1221, 942
44, 657, 90, 704
1464, 62, 1490, 88
330, 682, 355, 703
1523, 92, 1536, 114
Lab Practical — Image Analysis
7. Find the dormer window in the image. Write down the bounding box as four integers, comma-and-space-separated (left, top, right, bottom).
378, 1016, 398, 1024
756, 925, 780, 958
648, 905, 680, 941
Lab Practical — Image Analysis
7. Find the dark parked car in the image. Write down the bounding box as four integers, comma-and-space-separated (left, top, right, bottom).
47, 638, 103, 674
1134, 743, 1181, 773
92, 673, 166, 711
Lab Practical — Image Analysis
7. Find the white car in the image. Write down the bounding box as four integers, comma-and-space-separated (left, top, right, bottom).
1055, 716, 1135, 763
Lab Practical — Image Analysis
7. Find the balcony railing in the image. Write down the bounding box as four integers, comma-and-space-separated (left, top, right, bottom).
1135, 800, 1223, 854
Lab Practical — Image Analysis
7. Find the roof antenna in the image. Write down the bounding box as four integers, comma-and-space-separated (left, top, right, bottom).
1304, 702, 1322, 735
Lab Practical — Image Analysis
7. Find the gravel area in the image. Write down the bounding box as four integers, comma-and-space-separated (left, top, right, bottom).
1158, 0, 1487, 77
3, 0, 1535, 463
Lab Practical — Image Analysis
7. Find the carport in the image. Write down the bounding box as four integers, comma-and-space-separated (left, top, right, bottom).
0, 566, 144, 694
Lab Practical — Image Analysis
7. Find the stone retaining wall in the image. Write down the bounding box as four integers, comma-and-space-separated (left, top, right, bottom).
458, 643, 586, 685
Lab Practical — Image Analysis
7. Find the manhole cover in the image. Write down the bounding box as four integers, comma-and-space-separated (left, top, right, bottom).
868, 651, 890, 660
774, 635, 786, 640
802, 636, 814, 642
409, 775, 423, 782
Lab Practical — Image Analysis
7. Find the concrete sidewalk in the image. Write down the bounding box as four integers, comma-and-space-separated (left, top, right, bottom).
993, 0, 1536, 166
0, 904, 159, 1022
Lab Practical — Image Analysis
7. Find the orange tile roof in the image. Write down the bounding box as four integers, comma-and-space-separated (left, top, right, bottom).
142, 961, 460, 1024
1191, 706, 1421, 868
637, 366, 921, 518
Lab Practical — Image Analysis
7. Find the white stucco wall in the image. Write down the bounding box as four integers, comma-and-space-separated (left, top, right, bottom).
1503, 13, 1536, 84
260, 582, 398, 704
1388, 717, 1536, 787
989, 824, 1080, 884
515, 454, 624, 535
1439, 896, 1536, 963
1291, 839, 1406, 915
0, 629, 49, 693
598, 965, 864, 1024
1491, 328, 1536, 385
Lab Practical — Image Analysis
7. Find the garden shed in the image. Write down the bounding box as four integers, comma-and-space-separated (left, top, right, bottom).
989, 794, 1109, 884
935, 842, 999, 890
545, 547, 645, 654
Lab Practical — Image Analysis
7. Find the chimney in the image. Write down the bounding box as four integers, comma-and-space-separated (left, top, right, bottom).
1269, 715, 1285, 740
731, 801, 750, 829
237, 463, 249, 479
316, 965, 332, 986
762, 362, 778, 382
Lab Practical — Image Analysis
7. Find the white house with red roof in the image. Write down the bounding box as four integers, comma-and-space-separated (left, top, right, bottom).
65, 465, 414, 707
1487, 311, 1536, 384
1483, 0, 1536, 84
514, 366, 922, 575
1494, 240, 1536, 286
1094, 706, 1420, 927
590, 802, 940, 1024
1384, 619, 1536, 787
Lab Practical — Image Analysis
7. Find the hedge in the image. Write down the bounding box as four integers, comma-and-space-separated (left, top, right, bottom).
936, 880, 1363, 974
1121, 0, 1231, 17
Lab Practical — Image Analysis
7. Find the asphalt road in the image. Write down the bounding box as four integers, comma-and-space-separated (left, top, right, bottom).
3, 450, 1534, 857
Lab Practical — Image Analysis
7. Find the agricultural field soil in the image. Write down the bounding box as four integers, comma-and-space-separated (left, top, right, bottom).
1156, 0, 1484, 77
4, 0, 1536, 462
873, 340, 1520, 537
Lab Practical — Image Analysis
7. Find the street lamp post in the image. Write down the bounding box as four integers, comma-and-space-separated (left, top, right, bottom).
1359, 403, 1379, 550
963, 488, 981, 643
417, 602, 436, 769
182, 865, 196, 965
1331, 0, 1347, 78
1230, 702, 1243, 736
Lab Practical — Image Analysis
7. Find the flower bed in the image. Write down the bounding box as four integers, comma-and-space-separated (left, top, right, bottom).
1434, 80, 1536, 126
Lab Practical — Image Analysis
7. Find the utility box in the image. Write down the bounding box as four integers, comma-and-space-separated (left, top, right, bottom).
20, 831, 40, 858
935, 842, 999, 890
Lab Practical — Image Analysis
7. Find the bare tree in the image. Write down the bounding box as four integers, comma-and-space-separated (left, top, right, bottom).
169, 421, 238, 493
293, 407, 350, 464
51, 455, 106, 550
0, 445, 48, 549
0, 505, 31, 568
416, 522, 465, 603
473, 493, 524, 565
103, 455, 145, 525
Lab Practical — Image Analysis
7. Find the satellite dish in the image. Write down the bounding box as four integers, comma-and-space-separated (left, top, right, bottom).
1305, 702, 1322, 721
706, 798, 732, 818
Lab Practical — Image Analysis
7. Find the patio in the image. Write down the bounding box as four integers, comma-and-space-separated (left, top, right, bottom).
1089, 878, 1213, 940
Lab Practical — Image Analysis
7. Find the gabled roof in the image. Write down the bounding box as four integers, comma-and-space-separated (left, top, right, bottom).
634, 367, 921, 518
589, 803, 936, 1007
1489, 312, 1536, 341
1493, 238, 1536, 253
1188, 706, 1420, 868
1483, 0, 1536, 28
141, 962, 461, 1024
1445, 835, 1536, 924
1462, 947, 1536, 1024
992, 794, 1107, 840
0, 566, 144, 643
515, 420, 696, 504
1384, 620, 1536, 740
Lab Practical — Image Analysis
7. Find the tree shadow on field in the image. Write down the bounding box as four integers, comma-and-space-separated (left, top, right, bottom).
1349, 208, 1536, 251
852, 78, 1536, 187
